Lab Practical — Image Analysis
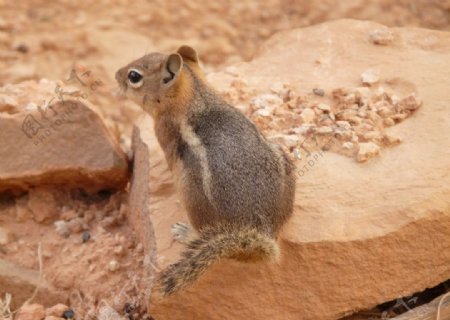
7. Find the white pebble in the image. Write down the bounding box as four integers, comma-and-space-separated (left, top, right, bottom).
254, 108, 272, 117
316, 126, 333, 134
300, 108, 316, 124
342, 142, 354, 149
357, 142, 380, 162
54, 220, 70, 238
108, 260, 119, 272
361, 69, 380, 86
318, 103, 331, 112
25, 102, 38, 111
336, 120, 351, 129
250, 94, 282, 110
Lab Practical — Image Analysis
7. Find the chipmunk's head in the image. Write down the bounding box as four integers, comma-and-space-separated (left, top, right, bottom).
115, 45, 201, 116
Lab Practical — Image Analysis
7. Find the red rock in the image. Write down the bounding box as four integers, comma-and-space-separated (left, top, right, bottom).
0, 81, 128, 193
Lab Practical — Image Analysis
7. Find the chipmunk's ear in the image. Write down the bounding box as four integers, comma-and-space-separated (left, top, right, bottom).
177, 45, 199, 64
162, 53, 183, 87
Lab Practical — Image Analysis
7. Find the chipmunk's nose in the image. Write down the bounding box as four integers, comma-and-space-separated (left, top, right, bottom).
115, 69, 128, 95
115, 68, 126, 86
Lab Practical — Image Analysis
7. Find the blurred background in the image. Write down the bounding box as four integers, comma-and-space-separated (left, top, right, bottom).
1, 0, 449, 140
2, 1, 450, 69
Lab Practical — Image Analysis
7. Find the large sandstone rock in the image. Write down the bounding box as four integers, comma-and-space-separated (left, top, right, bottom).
130, 20, 450, 319
0, 80, 128, 192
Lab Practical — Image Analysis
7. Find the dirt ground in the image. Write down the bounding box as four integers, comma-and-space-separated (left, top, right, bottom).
0, 0, 449, 319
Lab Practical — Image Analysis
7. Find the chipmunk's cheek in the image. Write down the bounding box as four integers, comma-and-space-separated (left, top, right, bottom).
125, 90, 140, 105
141, 94, 154, 112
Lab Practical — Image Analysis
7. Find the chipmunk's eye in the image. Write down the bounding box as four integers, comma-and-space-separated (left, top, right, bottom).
127, 69, 143, 88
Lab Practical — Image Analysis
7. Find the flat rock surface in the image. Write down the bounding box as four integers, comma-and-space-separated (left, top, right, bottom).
141, 20, 450, 320
0, 80, 128, 192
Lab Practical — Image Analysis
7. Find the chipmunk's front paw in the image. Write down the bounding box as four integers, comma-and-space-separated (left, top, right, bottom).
171, 222, 190, 243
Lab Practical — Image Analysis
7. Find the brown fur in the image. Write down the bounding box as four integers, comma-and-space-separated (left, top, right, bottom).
116, 45, 296, 296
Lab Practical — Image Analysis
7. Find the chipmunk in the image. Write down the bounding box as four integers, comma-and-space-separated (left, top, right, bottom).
116, 45, 296, 296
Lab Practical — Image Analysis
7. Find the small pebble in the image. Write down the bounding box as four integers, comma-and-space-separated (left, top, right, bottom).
338, 109, 358, 120
312, 88, 325, 96
363, 131, 382, 141
54, 220, 70, 238
60, 210, 78, 221
67, 218, 84, 233
391, 113, 408, 122
382, 134, 401, 146
292, 148, 302, 160
114, 245, 124, 256
343, 93, 357, 104
336, 121, 351, 129
108, 260, 119, 272
377, 106, 393, 118
369, 28, 394, 45
253, 108, 272, 117
82, 230, 91, 243
390, 94, 401, 105
383, 118, 395, 126
316, 126, 333, 134
357, 142, 380, 162
14, 43, 29, 53
318, 103, 331, 112
361, 69, 380, 86
300, 108, 316, 124
396, 95, 422, 111
250, 94, 283, 110
347, 116, 362, 125
342, 142, 354, 149
354, 86, 370, 97
62, 309, 75, 319
100, 216, 117, 228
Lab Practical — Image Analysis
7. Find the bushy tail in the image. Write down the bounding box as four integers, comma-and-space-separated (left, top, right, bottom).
156, 226, 279, 296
